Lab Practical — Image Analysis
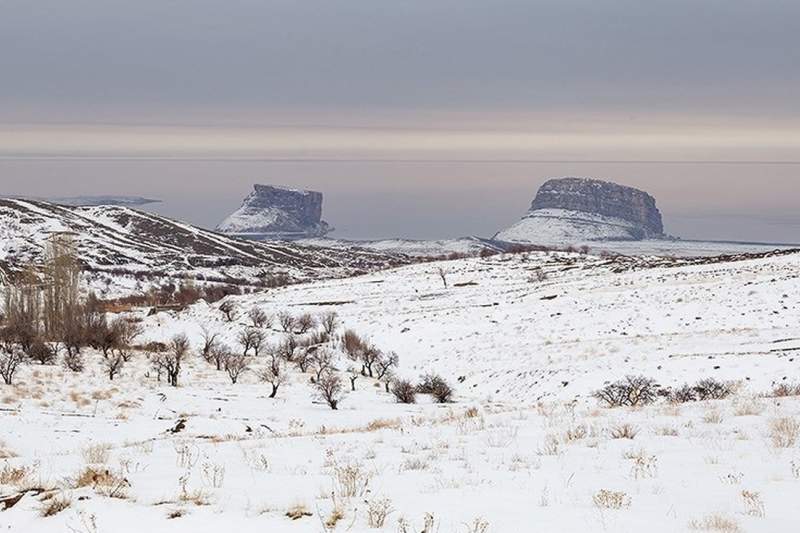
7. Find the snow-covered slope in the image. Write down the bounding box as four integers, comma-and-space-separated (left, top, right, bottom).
0, 198, 406, 297
495, 208, 654, 244
299, 236, 506, 258
141, 248, 800, 403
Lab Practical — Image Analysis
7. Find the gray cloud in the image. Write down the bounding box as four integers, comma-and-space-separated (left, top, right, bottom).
1, 0, 798, 119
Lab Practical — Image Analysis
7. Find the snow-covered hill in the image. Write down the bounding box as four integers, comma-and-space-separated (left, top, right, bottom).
141, 247, 800, 403
0, 198, 406, 297
3, 248, 800, 532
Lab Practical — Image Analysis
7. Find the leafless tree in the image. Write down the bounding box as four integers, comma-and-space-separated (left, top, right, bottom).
311, 347, 335, 382
391, 379, 417, 404
374, 351, 399, 381
342, 329, 366, 362
347, 366, 359, 391
293, 345, 314, 372
275, 335, 298, 362
41, 234, 81, 340
260, 353, 287, 398
27, 338, 55, 365
237, 328, 264, 356
223, 353, 249, 384
103, 352, 125, 380
0, 347, 24, 385
436, 267, 448, 288
360, 345, 382, 378
152, 333, 189, 387
248, 307, 271, 329
417, 373, 454, 403
200, 327, 221, 364
295, 313, 316, 334
207, 342, 231, 371
278, 311, 295, 333
219, 301, 237, 322
315, 370, 344, 410
320, 311, 339, 335
62, 350, 84, 373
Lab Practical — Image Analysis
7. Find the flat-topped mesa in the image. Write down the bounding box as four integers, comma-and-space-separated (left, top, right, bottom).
531, 178, 664, 237
495, 177, 666, 244
216, 184, 332, 240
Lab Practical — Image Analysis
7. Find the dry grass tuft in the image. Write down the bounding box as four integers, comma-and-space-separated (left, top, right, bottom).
592, 489, 630, 509
40, 492, 72, 517
689, 514, 741, 532
285, 502, 312, 520
82, 444, 111, 464
610, 424, 639, 440
769, 417, 800, 448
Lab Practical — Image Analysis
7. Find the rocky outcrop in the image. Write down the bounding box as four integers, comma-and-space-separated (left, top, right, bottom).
495, 177, 666, 244
217, 184, 332, 240
530, 178, 663, 237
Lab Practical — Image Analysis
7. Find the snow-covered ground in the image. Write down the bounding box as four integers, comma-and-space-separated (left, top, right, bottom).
2, 250, 800, 531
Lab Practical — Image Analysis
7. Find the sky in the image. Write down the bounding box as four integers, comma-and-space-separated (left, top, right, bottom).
1, 0, 799, 242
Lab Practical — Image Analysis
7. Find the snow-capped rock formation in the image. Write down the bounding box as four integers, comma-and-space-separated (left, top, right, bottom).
495, 177, 666, 245
217, 185, 332, 240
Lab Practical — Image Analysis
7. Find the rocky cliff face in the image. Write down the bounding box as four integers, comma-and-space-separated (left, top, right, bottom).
495, 177, 666, 244
531, 178, 663, 237
217, 185, 332, 240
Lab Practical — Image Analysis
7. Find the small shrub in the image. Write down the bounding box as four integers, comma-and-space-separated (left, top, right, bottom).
770, 382, 800, 397
392, 380, 417, 404
693, 378, 734, 401
417, 373, 453, 403
593, 376, 658, 408
770, 417, 800, 448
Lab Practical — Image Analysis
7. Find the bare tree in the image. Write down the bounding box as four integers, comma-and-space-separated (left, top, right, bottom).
311, 347, 335, 382
152, 333, 189, 387
260, 353, 287, 398
347, 366, 360, 391
436, 267, 448, 288
237, 328, 264, 356
295, 313, 316, 334
103, 352, 125, 380
342, 329, 366, 362
293, 345, 314, 372
320, 311, 339, 335
28, 338, 55, 365
248, 307, 271, 329
315, 370, 344, 410
360, 345, 382, 378
417, 373, 454, 403
200, 327, 220, 364
374, 351, 399, 381
62, 350, 84, 373
207, 342, 231, 371
275, 335, 297, 362
219, 301, 237, 322
0, 347, 24, 385
278, 311, 295, 333
223, 353, 249, 384
42, 234, 81, 340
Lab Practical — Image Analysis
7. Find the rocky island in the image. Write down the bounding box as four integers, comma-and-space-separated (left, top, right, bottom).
495, 177, 666, 244
217, 184, 332, 240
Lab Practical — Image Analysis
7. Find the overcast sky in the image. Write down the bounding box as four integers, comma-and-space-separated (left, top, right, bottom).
1, 1, 799, 242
